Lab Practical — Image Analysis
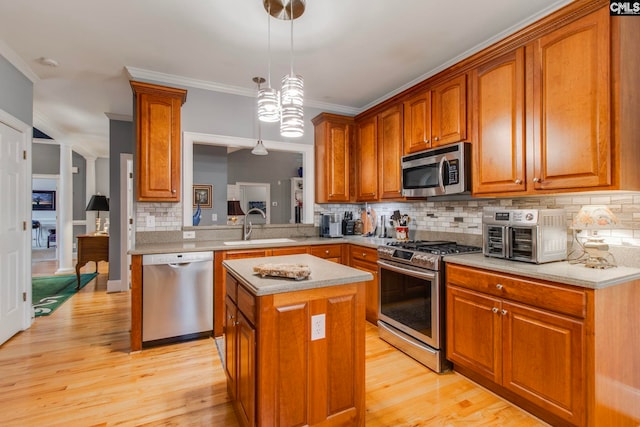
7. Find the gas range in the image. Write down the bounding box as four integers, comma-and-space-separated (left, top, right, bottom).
377, 240, 482, 270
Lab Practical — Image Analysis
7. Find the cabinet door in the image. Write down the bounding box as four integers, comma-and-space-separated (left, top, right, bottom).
271, 246, 310, 256
431, 74, 467, 146
350, 258, 379, 324
311, 244, 343, 264
502, 301, 585, 425
403, 91, 432, 154
313, 114, 352, 203
377, 105, 404, 200
355, 116, 379, 201
224, 296, 238, 400
236, 311, 256, 427
131, 81, 186, 202
530, 7, 610, 190
472, 49, 526, 194
446, 285, 502, 383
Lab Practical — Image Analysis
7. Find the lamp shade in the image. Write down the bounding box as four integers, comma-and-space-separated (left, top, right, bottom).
227, 200, 245, 216
86, 194, 109, 213
573, 205, 618, 229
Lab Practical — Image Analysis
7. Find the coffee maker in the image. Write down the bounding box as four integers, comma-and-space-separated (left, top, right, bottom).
320, 213, 343, 238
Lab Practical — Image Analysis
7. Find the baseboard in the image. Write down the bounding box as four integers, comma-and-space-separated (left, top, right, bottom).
107, 278, 127, 293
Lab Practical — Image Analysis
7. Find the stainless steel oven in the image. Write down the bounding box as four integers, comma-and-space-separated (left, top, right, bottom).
377, 241, 481, 373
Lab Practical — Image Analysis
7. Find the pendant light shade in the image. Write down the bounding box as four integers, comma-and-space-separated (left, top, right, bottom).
257, 87, 280, 122
251, 139, 269, 155
252, 77, 269, 155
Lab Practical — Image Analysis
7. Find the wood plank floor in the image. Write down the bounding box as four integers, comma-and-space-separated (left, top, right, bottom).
0, 260, 549, 426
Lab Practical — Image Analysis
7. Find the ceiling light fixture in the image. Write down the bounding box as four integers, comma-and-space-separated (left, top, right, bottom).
252, 77, 269, 156
260, 0, 305, 138
257, 2, 280, 123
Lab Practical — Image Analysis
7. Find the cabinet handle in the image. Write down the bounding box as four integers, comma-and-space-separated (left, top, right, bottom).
172, 189, 176, 193
533, 177, 542, 183
514, 179, 522, 185
496, 283, 503, 290
325, 250, 330, 254
492, 307, 499, 314
362, 252, 367, 257
434, 137, 440, 141
425, 139, 430, 144
501, 309, 508, 316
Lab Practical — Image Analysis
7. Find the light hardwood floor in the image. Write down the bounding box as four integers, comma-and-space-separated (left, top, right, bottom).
0, 260, 548, 426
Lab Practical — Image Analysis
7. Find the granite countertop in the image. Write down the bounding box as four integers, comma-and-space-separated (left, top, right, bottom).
129, 235, 391, 255
443, 253, 640, 289
223, 254, 373, 296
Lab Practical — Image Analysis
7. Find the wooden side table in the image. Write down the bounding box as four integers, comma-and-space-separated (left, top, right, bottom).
76, 234, 109, 289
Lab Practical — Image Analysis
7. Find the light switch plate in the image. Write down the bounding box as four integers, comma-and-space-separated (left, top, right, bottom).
146, 215, 155, 228
311, 314, 326, 341
211, 213, 217, 221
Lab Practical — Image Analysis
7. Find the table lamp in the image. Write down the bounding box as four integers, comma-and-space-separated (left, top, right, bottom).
570, 205, 618, 269
228, 200, 245, 224
86, 194, 110, 234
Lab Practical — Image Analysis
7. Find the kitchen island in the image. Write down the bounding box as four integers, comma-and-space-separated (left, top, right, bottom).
223, 254, 371, 427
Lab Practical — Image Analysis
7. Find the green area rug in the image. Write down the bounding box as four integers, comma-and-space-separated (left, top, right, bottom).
32, 273, 98, 317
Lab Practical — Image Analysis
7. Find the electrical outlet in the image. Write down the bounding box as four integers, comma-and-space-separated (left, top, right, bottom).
211, 213, 217, 221
272, 201, 278, 207
183, 231, 196, 239
146, 215, 155, 228
311, 314, 325, 341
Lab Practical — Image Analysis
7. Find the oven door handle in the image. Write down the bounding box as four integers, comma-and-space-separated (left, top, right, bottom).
377, 260, 437, 281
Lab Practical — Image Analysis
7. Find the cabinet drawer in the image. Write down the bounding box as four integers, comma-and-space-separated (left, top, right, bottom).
349, 245, 377, 264
226, 272, 238, 303
237, 284, 256, 326
311, 244, 342, 260
446, 264, 586, 318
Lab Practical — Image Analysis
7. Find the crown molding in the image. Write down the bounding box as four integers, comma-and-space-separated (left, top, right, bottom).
105, 112, 132, 122
125, 66, 360, 116
0, 39, 39, 83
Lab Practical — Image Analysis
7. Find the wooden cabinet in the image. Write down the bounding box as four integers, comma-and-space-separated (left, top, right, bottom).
355, 116, 378, 201
355, 105, 403, 201
130, 81, 187, 202
224, 267, 366, 426
472, 48, 526, 194
310, 244, 343, 264
225, 273, 256, 427
472, 6, 640, 196
75, 234, 109, 290
403, 74, 467, 155
377, 105, 404, 199
312, 113, 354, 203
348, 245, 379, 323
529, 7, 610, 191
446, 264, 586, 426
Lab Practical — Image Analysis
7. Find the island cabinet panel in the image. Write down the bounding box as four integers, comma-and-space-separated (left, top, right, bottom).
130, 81, 187, 202
472, 48, 526, 195
530, 7, 611, 191
256, 284, 365, 427
224, 296, 237, 400
236, 311, 256, 427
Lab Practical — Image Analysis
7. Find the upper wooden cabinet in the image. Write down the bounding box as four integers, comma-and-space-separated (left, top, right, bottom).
355, 105, 403, 201
530, 7, 610, 191
473, 5, 640, 196
312, 113, 354, 203
131, 81, 187, 202
355, 116, 378, 201
377, 105, 404, 199
472, 48, 526, 195
403, 74, 467, 155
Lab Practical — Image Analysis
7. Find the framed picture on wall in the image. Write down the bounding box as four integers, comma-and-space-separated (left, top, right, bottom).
32, 190, 56, 211
193, 184, 213, 208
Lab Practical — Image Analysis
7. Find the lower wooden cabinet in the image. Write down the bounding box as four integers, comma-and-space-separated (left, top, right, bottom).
446, 264, 586, 426
311, 244, 343, 264
348, 245, 379, 324
225, 271, 365, 426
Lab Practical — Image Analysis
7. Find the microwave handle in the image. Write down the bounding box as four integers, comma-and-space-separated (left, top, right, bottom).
438, 156, 448, 194
505, 226, 512, 259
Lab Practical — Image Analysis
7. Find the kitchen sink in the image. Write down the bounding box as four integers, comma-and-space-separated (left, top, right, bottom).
223, 238, 297, 246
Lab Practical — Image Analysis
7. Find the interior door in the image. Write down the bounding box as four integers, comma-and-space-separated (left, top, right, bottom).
0, 114, 30, 345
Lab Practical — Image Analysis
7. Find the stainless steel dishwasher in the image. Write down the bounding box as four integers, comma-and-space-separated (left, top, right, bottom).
142, 251, 213, 345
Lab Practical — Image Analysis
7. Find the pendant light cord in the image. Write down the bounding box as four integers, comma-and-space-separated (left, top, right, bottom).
289, 0, 294, 75
267, 3, 272, 86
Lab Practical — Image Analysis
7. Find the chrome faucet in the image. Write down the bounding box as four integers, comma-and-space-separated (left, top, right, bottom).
243, 208, 266, 240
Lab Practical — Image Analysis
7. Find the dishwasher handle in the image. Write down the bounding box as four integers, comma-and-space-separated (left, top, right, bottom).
142, 251, 213, 266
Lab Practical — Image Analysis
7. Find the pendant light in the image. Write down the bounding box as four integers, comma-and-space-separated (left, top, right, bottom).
252, 77, 269, 155
257, 2, 280, 123
279, 0, 304, 137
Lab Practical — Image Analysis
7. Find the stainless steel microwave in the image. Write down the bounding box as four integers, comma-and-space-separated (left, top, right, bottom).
401, 142, 471, 197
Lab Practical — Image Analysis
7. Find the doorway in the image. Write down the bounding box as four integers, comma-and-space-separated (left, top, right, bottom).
237, 182, 270, 224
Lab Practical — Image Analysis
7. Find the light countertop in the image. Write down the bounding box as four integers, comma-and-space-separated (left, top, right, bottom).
223, 254, 373, 296
443, 253, 640, 289
130, 235, 390, 255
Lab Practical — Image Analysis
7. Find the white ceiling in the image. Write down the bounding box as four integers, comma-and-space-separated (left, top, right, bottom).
0, 0, 571, 158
